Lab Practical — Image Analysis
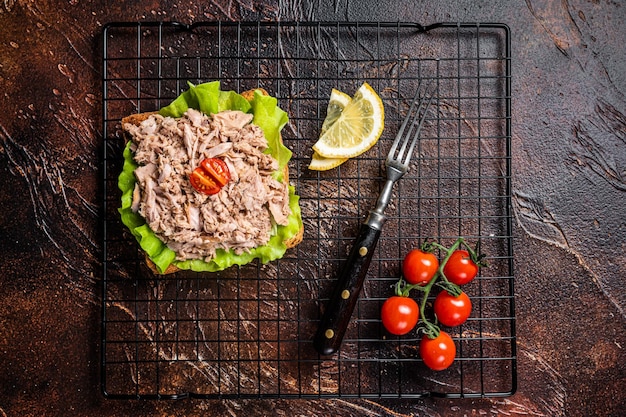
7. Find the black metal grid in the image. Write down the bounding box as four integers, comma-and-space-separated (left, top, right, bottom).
102, 21, 514, 399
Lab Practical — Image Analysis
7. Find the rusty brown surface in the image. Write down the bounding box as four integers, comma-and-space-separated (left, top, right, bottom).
1, 1, 625, 416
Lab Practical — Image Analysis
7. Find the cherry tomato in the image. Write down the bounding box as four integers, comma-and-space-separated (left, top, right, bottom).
381, 296, 419, 336
419, 331, 456, 371
200, 158, 230, 187
190, 158, 231, 195
402, 249, 439, 285
433, 290, 472, 327
190, 168, 220, 194
443, 250, 478, 285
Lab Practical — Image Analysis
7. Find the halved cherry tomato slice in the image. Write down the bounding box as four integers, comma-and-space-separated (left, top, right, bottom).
200, 158, 230, 187
190, 158, 231, 195
190, 168, 220, 195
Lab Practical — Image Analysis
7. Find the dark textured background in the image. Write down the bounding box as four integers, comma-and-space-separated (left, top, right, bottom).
1, 1, 624, 416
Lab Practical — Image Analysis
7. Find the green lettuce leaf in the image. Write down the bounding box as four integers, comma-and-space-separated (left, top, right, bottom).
118, 81, 302, 273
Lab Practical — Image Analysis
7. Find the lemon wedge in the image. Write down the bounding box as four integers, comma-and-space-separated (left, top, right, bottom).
308, 88, 351, 171
312, 82, 384, 159
308, 151, 347, 171
319, 88, 352, 134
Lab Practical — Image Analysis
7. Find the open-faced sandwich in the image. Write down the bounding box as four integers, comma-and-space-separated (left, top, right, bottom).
118, 81, 303, 274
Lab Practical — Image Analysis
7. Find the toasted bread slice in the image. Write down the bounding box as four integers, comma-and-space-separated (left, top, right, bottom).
121, 112, 155, 129
123, 88, 303, 275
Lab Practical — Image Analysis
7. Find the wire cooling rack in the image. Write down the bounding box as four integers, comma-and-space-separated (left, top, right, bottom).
102, 21, 514, 399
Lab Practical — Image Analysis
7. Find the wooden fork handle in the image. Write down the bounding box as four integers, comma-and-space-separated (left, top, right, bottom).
313, 223, 381, 356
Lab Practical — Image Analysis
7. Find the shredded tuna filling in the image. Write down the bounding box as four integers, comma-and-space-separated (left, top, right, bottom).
123, 108, 292, 262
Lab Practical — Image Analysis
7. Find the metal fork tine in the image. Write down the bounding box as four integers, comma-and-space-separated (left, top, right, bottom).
388, 84, 422, 159
396, 95, 424, 161
402, 93, 434, 165
388, 81, 434, 166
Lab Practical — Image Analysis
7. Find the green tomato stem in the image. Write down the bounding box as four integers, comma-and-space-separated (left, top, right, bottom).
415, 237, 466, 336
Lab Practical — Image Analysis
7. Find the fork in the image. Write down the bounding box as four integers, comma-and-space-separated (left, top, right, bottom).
313, 81, 435, 356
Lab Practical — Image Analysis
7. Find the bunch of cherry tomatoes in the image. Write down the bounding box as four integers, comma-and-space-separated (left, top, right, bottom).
380, 238, 486, 371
